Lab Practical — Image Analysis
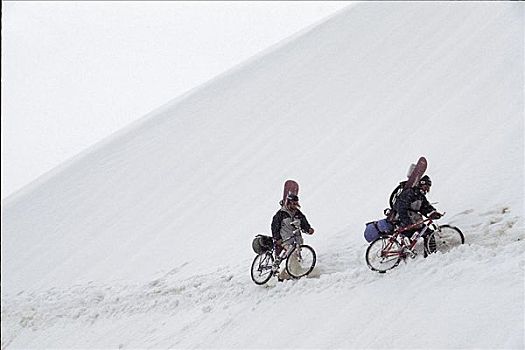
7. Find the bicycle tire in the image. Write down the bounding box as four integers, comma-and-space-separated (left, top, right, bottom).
285, 244, 316, 278
425, 225, 465, 255
365, 235, 403, 273
250, 252, 274, 285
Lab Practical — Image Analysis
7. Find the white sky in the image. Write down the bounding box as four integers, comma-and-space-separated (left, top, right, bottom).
1, 1, 351, 199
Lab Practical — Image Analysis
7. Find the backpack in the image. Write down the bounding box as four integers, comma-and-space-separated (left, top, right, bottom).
389, 180, 407, 209
252, 235, 274, 254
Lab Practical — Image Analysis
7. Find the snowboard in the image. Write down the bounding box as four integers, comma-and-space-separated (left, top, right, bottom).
389, 157, 427, 209
282, 180, 299, 206
404, 156, 427, 189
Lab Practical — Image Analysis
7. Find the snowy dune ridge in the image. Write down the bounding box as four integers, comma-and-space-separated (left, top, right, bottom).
1, 2, 524, 349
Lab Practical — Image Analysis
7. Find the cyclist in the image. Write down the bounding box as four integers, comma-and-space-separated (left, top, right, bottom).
393, 175, 442, 255
271, 193, 314, 279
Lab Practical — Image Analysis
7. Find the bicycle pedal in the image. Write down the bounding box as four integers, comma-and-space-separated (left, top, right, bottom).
402, 247, 417, 259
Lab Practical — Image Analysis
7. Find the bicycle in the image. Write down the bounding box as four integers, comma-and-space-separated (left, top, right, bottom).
250, 220, 316, 285
365, 214, 464, 273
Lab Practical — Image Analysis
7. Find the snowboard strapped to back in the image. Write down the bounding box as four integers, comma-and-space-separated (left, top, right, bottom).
282, 179, 299, 206
366, 157, 428, 242
404, 156, 427, 189
389, 157, 427, 209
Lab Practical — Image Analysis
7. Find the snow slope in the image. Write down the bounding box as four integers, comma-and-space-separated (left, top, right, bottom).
2, 2, 524, 349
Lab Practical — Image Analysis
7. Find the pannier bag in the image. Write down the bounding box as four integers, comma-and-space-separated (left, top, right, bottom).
252, 235, 274, 254
364, 219, 394, 242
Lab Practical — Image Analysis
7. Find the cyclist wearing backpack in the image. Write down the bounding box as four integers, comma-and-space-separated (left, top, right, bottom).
271, 194, 314, 279
393, 175, 443, 254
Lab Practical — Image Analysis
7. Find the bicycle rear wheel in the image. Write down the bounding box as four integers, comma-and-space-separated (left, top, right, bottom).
286, 245, 316, 278
366, 235, 403, 273
426, 225, 464, 254
250, 252, 274, 285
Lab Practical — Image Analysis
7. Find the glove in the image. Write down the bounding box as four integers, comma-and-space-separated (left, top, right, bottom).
307, 228, 315, 235
429, 211, 443, 220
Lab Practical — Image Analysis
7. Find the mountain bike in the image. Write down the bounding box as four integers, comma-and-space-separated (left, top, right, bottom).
250, 220, 316, 285
365, 214, 464, 273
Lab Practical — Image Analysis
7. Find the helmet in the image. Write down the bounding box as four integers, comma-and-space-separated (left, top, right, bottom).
419, 175, 432, 187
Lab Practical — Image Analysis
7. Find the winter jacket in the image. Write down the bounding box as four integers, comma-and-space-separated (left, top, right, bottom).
271, 207, 312, 242
394, 187, 436, 227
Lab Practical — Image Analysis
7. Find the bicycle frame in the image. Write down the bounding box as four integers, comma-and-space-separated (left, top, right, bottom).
256, 233, 302, 273
277, 233, 302, 261
381, 217, 436, 259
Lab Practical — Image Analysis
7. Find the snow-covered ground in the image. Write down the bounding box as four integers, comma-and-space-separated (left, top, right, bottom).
2, 2, 523, 349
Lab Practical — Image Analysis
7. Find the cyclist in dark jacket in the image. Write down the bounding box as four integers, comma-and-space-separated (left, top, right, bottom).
394, 175, 439, 227
394, 175, 442, 253
271, 194, 313, 244
271, 194, 314, 279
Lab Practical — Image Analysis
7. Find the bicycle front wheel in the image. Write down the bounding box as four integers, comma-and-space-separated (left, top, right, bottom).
366, 235, 403, 273
426, 225, 465, 255
286, 245, 316, 278
250, 252, 274, 285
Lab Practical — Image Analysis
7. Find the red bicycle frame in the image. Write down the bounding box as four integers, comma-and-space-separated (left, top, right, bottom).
382, 217, 435, 257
